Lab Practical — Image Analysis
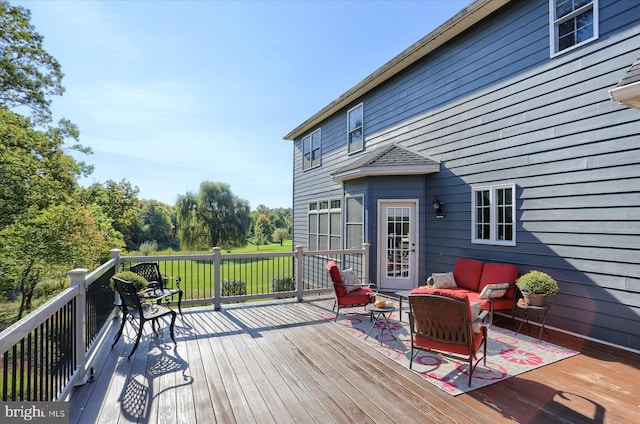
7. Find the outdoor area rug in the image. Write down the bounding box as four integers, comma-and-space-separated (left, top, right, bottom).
322, 306, 579, 396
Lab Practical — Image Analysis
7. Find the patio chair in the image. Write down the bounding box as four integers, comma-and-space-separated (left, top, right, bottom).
130, 262, 183, 314
326, 261, 376, 321
408, 290, 488, 386
111, 277, 177, 358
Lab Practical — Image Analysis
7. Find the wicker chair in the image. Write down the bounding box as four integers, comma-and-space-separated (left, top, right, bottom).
326, 261, 376, 321
408, 291, 488, 386
111, 277, 177, 358
130, 262, 183, 314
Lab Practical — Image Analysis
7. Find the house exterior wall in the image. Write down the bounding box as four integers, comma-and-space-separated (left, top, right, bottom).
289, 0, 640, 350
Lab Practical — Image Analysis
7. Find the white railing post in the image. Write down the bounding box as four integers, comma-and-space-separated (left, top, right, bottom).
362, 243, 371, 285
68, 268, 89, 385
213, 247, 222, 311
111, 248, 122, 272
295, 245, 304, 302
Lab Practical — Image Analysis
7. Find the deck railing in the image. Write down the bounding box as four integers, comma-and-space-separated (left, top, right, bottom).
0, 244, 369, 402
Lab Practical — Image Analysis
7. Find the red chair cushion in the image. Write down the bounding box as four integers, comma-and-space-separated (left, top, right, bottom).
337, 287, 375, 306
478, 263, 519, 299
453, 258, 484, 292
428, 289, 473, 319
326, 261, 346, 297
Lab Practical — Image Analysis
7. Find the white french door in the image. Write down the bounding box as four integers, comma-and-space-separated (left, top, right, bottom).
377, 201, 418, 290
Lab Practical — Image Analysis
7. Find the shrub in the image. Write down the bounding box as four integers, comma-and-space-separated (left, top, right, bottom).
138, 240, 158, 256
272, 276, 294, 292
516, 270, 558, 295
222, 279, 247, 297
110, 271, 149, 292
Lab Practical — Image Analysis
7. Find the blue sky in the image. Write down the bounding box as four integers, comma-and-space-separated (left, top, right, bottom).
16, 0, 471, 209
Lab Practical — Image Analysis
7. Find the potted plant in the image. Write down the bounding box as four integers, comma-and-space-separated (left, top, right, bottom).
516, 270, 558, 306
109, 271, 148, 292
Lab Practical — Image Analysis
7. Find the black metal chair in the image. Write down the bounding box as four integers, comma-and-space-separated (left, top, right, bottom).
130, 262, 183, 314
111, 277, 177, 358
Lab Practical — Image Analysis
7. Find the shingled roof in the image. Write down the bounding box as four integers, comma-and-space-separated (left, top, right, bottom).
331, 144, 440, 183
609, 56, 640, 110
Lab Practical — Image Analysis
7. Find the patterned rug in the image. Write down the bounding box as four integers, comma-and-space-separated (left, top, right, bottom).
324, 306, 579, 396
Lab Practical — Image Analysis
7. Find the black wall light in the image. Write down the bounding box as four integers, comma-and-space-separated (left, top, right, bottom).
432, 199, 445, 219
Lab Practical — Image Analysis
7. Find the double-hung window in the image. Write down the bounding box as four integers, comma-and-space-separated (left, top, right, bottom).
308, 199, 341, 250
550, 0, 598, 56
471, 184, 516, 246
347, 103, 364, 154
345, 195, 364, 249
302, 129, 321, 170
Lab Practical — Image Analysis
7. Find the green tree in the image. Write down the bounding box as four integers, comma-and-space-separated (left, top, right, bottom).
0, 203, 122, 318
134, 200, 178, 250
84, 179, 140, 250
0, 1, 65, 124
176, 181, 250, 250
0, 107, 91, 230
253, 213, 274, 242
272, 228, 289, 246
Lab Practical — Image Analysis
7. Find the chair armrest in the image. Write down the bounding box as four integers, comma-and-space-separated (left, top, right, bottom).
472, 310, 489, 325
426, 276, 435, 287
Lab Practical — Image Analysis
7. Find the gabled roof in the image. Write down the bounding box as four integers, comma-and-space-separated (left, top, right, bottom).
331, 144, 440, 183
283, 0, 512, 141
609, 56, 640, 110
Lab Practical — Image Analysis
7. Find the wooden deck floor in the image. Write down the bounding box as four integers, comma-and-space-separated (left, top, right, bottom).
69, 296, 640, 424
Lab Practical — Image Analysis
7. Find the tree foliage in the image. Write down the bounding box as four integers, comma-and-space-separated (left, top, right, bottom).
84, 179, 140, 250
0, 0, 64, 124
176, 181, 250, 249
133, 199, 178, 250
0, 203, 121, 318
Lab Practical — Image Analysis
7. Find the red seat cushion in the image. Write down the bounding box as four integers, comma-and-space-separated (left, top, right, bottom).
337, 287, 375, 306
453, 258, 484, 292
478, 263, 519, 299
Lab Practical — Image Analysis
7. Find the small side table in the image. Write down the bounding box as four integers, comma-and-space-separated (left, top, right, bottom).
365, 304, 396, 345
515, 302, 551, 342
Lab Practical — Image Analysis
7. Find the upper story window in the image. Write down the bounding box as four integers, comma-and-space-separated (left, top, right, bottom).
302, 129, 321, 170
347, 103, 364, 154
550, 0, 598, 56
471, 184, 516, 246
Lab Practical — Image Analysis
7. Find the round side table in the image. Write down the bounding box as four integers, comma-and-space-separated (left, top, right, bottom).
365, 304, 396, 345
515, 302, 551, 342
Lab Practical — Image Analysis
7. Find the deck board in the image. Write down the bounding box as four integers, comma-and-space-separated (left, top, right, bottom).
69, 296, 640, 424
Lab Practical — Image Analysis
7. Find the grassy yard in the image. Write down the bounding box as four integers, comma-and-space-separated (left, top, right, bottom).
0, 240, 295, 331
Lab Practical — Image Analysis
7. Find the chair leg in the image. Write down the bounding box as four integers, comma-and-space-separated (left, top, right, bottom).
111, 314, 127, 349
169, 311, 177, 344
177, 290, 183, 315
334, 305, 340, 321
128, 319, 145, 359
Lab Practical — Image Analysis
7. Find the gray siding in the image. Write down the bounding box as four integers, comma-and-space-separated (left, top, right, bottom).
290, 0, 640, 350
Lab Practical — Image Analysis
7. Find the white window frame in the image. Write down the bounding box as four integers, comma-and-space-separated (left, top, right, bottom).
344, 194, 365, 249
347, 103, 364, 154
302, 128, 321, 171
308, 199, 341, 250
549, 0, 598, 57
471, 184, 516, 246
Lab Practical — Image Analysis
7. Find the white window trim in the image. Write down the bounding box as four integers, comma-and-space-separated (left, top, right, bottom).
347, 103, 364, 155
344, 194, 365, 249
302, 128, 322, 171
308, 198, 341, 250
471, 183, 516, 246
549, 0, 599, 58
